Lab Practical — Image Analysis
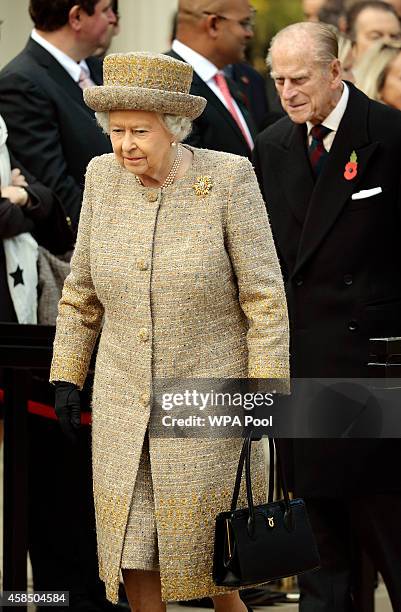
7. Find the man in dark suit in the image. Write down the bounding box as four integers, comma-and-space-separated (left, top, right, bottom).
0, 0, 116, 230
0, 3, 119, 611
225, 62, 270, 132
253, 21, 401, 611
168, 0, 257, 159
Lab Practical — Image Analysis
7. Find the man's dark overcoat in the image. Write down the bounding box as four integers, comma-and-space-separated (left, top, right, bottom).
253, 83, 401, 497
0, 39, 111, 228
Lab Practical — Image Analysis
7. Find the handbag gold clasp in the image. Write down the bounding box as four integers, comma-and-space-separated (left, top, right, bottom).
267, 516, 275, 528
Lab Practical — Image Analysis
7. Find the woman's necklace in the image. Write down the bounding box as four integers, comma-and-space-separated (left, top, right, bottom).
134, 145, 183, 189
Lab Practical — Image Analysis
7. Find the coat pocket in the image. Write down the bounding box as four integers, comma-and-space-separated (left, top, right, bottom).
346, 188, 385, 212
362, 296, 401, 336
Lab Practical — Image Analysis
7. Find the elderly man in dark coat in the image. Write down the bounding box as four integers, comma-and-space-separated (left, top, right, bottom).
253, 21, 401, 612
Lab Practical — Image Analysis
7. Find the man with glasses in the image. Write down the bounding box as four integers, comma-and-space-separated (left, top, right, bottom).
168, 0, 258, 158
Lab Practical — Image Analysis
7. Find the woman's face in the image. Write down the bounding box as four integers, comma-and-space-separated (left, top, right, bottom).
109, 109, 173, 177
380, 52, 401, 109
342, 48, 355, 84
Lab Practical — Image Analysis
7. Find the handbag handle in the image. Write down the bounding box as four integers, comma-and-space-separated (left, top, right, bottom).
268, 436, 275, 503
230, 433, 294, 535
230, 436, 249, 513
230, 433, 275, 512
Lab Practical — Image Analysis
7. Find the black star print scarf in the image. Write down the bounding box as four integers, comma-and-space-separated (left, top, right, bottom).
1, 114, 39, 323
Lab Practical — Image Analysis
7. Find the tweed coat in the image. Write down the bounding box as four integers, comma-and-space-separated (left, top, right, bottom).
50, 146, 290, 603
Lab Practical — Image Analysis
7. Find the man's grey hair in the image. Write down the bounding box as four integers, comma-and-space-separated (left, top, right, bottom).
95, 112, 192, 142
266, 22, 339, 72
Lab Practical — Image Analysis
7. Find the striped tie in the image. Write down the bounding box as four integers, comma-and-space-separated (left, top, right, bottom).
308, 124, 332, 178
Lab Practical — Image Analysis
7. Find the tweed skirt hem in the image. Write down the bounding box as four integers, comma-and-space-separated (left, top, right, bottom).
120, 434, 160, 570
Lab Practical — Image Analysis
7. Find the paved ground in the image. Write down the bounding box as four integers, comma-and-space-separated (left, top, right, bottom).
167, 585, 393, 611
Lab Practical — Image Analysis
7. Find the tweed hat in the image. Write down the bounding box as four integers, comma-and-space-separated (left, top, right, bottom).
83, 52, 207, 119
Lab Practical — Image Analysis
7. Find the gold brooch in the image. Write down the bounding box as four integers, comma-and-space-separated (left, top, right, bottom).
192, 175, 213, 197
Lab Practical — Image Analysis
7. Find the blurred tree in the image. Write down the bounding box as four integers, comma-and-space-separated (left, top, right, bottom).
251, 0, 303, 71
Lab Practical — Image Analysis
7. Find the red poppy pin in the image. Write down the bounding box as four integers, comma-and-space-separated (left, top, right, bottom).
344, 150, 358, 181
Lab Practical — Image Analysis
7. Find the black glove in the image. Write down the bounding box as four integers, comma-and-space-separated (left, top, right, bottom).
54, 381, 81, 445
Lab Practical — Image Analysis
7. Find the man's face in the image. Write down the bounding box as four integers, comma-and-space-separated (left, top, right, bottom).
302, 0, 325, 22
271, 40, 342, 125
213, 0, 255, 65
79, 0, 117, 52
353, 8, 401, 63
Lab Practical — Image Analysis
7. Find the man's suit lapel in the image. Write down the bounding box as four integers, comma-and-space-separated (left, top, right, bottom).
293, 84, 379, 276
169, 49, 252, 150
271, 122, 315, 226
192, 72, 253, 146
226, 75, 257, 140
86, 56, 104, 85
26, 39, 96, 112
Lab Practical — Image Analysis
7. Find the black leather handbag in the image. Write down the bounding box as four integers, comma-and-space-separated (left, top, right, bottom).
213, 434, 320, 586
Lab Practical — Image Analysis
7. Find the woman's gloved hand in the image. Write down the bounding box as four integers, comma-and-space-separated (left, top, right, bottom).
54, 381, 81, 445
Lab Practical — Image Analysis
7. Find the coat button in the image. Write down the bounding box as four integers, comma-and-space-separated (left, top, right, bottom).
140, 392, 150, 407
344, 274, 353, 286
137, 258, 149, 271
294, 276, 304, 287
138, 328, 150, 342
147, 191, 158, 202
348, 320, 358, 332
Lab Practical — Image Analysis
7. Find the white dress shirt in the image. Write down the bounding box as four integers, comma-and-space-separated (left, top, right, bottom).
172, 39, 254, 148
31, 29, 91, 84
307, 82, 349, 152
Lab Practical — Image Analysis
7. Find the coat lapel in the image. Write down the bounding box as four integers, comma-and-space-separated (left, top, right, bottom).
293, 84, 379, 277
26, 39, 96, 113
191, 72, 252, 150
86, 56, 104, 85
226, 75, 257, 140
271, 122, 315, 226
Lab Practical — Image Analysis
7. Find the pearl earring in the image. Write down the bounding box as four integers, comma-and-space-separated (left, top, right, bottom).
171, 141, 177, 147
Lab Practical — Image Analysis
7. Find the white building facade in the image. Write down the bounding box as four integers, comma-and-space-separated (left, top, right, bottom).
0, 0, 178, 68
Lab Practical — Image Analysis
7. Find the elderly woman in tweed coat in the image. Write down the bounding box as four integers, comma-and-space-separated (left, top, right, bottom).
50, 52, 289, 612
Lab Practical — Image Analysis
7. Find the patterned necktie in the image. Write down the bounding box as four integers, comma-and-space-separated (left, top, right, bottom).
213, 72, 253, 150
78, 67, 95, 90
308, 124, 332, 177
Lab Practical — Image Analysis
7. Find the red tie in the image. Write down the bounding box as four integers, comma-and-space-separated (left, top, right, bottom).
214, 72, 253, 150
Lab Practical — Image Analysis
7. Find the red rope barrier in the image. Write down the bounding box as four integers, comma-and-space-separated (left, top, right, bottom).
0, 388, 92, 424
